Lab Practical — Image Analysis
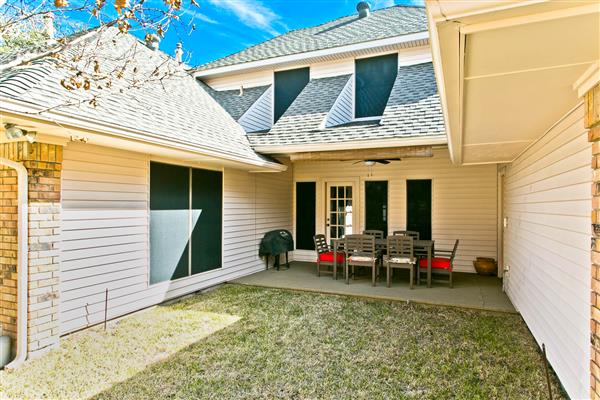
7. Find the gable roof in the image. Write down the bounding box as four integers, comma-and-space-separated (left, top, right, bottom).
196, 6, 427, 72
247, 62, 445, 150
0, 28, 279, 168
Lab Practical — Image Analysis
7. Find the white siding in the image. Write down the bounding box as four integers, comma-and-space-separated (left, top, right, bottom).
239, 86, 273, 132
503, 104, 590, 400
325, 76, 354, 127
60, 143, 292, 334
293, 149, 498, 272
311, 59, 354, 80
398, 45, 432, 66
204, 69, 272, 91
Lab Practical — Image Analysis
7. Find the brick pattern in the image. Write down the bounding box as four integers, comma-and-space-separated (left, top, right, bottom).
0, 142, 62, 357
588, 83, 600, 399
0, 166, 18, 350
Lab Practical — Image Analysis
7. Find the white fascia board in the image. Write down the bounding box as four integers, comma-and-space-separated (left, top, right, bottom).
427, 0, 548, 23
194, 31, 429, 78
573, 61, 600, 97
252, 135, 448, 154
0, 97, 287, 172
425, 1, 460, 164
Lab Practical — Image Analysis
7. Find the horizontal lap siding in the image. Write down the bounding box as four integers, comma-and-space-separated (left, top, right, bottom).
503, 104, 590, 400
293, 149, 497, 272
60, 143, 292, 334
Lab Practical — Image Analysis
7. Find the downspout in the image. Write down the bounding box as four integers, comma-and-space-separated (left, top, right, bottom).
0, 157, 28, 369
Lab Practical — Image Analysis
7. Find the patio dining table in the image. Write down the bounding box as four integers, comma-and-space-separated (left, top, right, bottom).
332, 237, 435, 288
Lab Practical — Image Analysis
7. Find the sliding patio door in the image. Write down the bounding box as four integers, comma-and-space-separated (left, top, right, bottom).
326, 183, 354, 242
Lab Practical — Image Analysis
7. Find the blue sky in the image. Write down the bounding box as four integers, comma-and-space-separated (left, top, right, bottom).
155, 0, 424, 67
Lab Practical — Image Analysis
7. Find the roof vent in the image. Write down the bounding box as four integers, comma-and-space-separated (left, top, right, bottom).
144, 34, 160, 51
174, 42, 183, 63
43, 14, 56, 42
357, 1, 371, 18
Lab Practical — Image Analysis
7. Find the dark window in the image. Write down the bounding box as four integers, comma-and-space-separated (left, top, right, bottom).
365, 181, 388, 236
295, 182, 316, 250
355, 53, 398, 118
150, 162, 223, 284
406, 179, 432, 241
191, 169, 222, 274
274, 67, 310, 123
149, 162, 190, 284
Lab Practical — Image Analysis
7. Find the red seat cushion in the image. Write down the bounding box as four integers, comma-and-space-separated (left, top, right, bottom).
318, 251, 345, 264
419, 257, 452, 270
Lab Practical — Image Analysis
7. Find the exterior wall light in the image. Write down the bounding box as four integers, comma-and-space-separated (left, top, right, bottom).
4, 124, 37, 143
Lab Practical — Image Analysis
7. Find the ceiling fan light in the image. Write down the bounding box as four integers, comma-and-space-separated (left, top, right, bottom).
364, 160, 376, 167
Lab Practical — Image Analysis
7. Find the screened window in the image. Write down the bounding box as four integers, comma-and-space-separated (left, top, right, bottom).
355, 53, 398, 118
274, 67, 310, 123
150, 162, 222, 284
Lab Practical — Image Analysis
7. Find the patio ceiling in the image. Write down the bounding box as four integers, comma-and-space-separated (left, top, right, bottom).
426, 0, 600, 165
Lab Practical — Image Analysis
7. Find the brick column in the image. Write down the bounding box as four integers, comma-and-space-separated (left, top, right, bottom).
0, 165, 18, 352
0, 142, 62, 358
588, 83, 600, 398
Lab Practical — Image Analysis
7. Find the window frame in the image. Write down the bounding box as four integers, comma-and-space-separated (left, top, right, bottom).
148, 161, 224, 286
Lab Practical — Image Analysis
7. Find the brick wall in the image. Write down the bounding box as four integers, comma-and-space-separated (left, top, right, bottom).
0, 142, 62, 358
587, 83, 600, 399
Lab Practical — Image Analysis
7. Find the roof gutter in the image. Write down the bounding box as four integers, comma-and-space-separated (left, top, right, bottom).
0, 97, 286, 172
252, 134, 448, 154
194, 31, 429, 78
0, 157, 28, 370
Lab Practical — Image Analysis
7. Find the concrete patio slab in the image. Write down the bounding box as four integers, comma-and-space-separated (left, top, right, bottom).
232, 262, 515, 313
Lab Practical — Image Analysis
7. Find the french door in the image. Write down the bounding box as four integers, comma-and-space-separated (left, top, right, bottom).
326, 182, 355, 243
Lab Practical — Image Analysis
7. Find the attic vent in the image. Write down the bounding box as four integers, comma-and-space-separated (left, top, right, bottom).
357, 1, 371, 18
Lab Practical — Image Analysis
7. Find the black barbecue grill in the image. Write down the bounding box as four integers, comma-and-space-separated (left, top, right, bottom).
259, 229, 294, 270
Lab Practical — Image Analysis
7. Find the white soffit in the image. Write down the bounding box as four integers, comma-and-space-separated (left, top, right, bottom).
427, 0, 600, 165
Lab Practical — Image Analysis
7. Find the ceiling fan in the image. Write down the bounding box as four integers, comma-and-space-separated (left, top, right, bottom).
353, 158, 401, 166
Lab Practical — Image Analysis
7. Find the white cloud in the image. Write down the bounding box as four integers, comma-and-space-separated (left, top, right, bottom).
180, 9, 219, 25
206, 0, 282, 36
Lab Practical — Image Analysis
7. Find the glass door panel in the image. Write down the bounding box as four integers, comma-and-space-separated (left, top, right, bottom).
326, 183, 354, 243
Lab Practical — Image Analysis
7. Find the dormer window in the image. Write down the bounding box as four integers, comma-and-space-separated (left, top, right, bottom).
274, 67, 310, 123
354, 53, 398, 118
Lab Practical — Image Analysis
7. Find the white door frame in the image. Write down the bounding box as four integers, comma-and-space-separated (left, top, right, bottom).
324, 180, 359, 243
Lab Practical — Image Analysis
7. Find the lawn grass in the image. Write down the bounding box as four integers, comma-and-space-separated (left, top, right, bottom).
1, 284, 565, 399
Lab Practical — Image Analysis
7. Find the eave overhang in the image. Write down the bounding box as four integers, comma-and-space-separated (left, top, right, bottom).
425, 0, 600, 165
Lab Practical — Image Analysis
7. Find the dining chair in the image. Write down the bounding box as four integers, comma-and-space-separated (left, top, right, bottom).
418, 239, 459, 288
313, 234, 344, 278
344, 234, 378, 286
392, 230, 420, 241
363, 230, 384, 239
384, 235, 416, 288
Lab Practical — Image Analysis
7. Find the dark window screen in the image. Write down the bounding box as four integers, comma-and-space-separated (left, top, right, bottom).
407, 179, 432, 241
191, 169, 223, 274
355, 53, 398, 118
150, 162, 190, 284
296, 182, 316, 250
274, 67, 310, 123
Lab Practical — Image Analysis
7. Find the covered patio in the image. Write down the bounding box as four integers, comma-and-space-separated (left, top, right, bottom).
233, 261, 515, 313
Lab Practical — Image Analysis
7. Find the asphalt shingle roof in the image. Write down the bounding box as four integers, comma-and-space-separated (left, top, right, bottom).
200, 82, 270, 120
196, 6, 427, 71
0, 29, 272, 166
247, 62, 445, 147
267, 74, 351, 136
